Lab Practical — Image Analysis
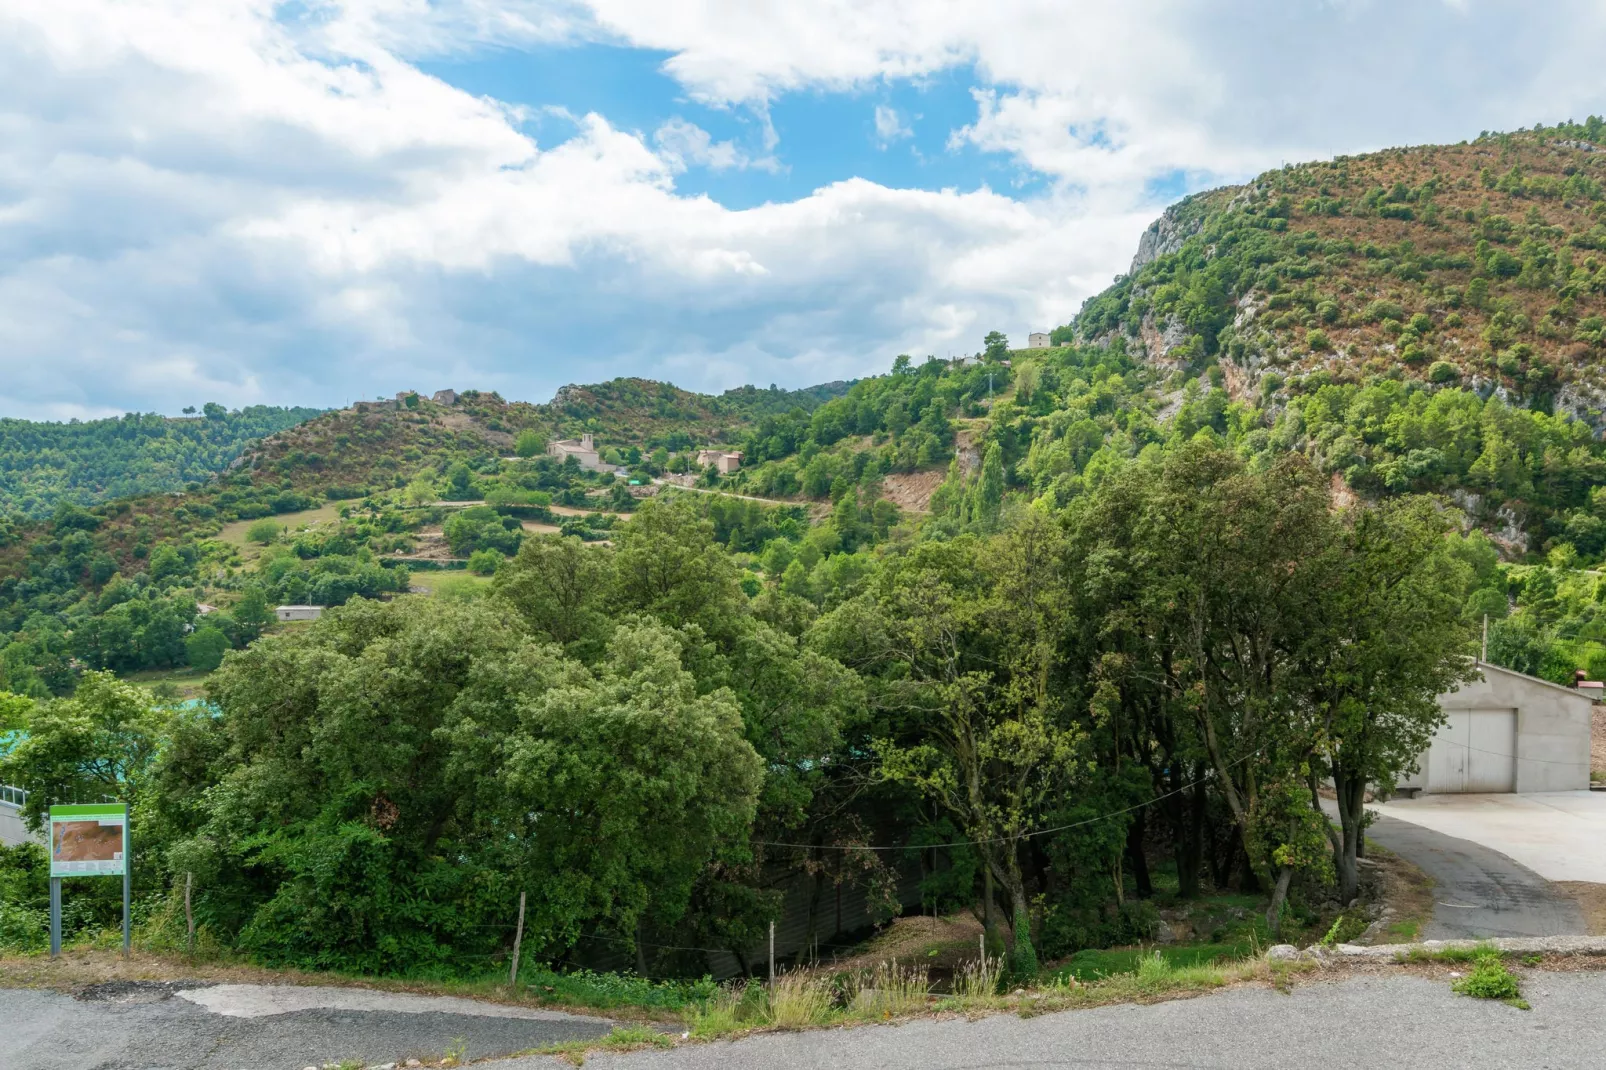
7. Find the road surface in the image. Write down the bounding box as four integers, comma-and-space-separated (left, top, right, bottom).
1, 981, 614, 1070
497, 972, 1606, 1070
1363, 810, 1586, 939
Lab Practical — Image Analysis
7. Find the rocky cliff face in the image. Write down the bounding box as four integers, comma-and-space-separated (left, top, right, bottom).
1128, 203, 1205, 275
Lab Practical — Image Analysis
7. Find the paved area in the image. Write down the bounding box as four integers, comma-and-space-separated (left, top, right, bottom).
1374, 791, 1606, 883
1363, 810, 1586, 939
491, 972, 1606, 1070
1, 981, 614, 1069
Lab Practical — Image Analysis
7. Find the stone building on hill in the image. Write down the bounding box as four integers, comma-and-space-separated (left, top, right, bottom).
696, 449, 743, 474
549, 433, 603, 470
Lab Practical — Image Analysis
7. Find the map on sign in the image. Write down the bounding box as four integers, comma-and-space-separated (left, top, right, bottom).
49, 803, 127, 877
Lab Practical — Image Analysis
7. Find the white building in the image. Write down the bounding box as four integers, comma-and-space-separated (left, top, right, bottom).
548, 433, 604, 470
276, 605, 324, 622
0, 784, 35, 847
1397, 662, 1595, 794
1027, 332, 1052, 348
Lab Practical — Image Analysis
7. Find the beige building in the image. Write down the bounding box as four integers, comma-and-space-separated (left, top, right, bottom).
432, 389, 458, 405
1397, 662, 1595, 794
1027, 332, 1052, 348
276, 605, 324, 622
549, 433, 604, 470
696, 449, 743, 474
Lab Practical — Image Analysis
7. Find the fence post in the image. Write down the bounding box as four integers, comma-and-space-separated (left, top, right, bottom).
185, 872, 195, 954
509, 891, 527, 988
768, 920, 775, 985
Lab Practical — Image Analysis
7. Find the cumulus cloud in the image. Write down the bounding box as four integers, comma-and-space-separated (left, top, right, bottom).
1, 0, 1604, 416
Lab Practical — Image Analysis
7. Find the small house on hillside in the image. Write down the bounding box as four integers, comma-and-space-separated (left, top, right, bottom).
276, 605, 324, 623
1397, 662, 1595, 794
432, 389, 458, 405
1027, 332, 1051, 348
549, 433, 603, 470
696, 449, 743, 474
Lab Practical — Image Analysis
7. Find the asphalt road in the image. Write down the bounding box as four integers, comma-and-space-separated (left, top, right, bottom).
491, 972, 1606, 1070
1, 981, 615, 1070
1362, 810, 1587, 938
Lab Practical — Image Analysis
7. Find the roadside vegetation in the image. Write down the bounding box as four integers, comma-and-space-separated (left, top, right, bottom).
6, 124, 1606, 1039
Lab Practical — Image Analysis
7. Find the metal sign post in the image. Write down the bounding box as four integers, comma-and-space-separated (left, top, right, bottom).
48, 803, 130, 959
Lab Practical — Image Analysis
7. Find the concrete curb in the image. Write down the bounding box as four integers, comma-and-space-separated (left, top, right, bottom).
1267, 936, 1606, 963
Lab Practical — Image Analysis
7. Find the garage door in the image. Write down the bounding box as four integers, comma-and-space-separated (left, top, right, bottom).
1428, 709, 1517, 793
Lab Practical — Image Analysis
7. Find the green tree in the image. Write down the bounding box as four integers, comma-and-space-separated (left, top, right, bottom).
515, 430, 543, 458
1296, 499, 1476, 902
983, 331, 1010, 362
231, 589, 273, 643
184, 626, 230, 672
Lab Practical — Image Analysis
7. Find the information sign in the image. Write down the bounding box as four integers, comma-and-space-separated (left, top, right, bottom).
49, 803, 127, 878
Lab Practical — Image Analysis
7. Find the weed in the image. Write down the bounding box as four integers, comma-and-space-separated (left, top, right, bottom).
441, 1036, 467, 1066
1521, 953, 1544, 967
539, 1025, 674, 1066
843, 961, 931, 1019
765, 972, 837, 1029
1393, 942, 1496, 964
954, 954, 1002, 1000
1451, 953, 1528, 1010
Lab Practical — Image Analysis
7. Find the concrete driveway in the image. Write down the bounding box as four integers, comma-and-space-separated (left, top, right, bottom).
1374, 791, 1606, 883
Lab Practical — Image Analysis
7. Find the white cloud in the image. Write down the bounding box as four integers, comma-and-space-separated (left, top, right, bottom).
873, 104, 912, 147
653, 117, 779, 173
1, 0, 1605, 416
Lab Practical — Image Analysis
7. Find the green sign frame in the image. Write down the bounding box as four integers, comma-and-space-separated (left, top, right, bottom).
49, 803, 127, 877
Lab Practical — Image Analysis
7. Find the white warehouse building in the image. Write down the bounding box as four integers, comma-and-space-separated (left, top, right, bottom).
1397, 662, 1595, 795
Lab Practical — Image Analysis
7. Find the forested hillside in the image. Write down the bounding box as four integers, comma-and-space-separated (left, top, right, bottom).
0, 404, 323, 517
3, 125, 1606, 992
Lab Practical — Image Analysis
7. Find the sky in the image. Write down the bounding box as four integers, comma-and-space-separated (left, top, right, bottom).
3, 1, 1606, 419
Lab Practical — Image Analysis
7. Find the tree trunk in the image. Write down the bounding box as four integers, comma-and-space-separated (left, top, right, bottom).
1264, 866, 1294, 938
1125, 810, 1152, 899
1179, 780, 1206, 898
1334, 772, 1365, 904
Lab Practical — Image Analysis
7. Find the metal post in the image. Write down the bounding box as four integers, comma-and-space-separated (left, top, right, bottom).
1481, 614, 1488, 664
122, 814, 131, 957
49, 877, 61, 958
185, 872, 195, 954
509, 891, 526, 988
768, 921, 775, 985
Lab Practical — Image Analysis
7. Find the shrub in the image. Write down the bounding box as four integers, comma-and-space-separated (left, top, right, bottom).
1428, 361, 1459, 383
467, 550, 502, 576
1452, 953, 1525, 1007
246, 518, 280, 545
1365, 299, 1406, 323
1306, 329, 1331, 351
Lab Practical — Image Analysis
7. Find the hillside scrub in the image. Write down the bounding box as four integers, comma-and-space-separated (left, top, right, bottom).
2, 460, 1476, 980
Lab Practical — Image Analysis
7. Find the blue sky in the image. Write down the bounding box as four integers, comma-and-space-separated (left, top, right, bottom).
2, 0, 1605, 419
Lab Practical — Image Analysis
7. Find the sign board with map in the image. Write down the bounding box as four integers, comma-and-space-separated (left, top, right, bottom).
49, 803, 127, 877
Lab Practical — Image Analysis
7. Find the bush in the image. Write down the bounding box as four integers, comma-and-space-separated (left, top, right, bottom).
1305, 329, 1331, 352
1452, 953, 1525, 1006
467, 550, 502, 576
1428, 361, 1459, 383
246, 518, 280, 545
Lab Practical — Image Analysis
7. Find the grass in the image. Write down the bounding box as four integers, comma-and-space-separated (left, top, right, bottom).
409, 571, 492, 600
1393, 943, 1496, 964
119, 666, 214, 700
216, 502, 346, 560
534, 1026, 675, 1067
